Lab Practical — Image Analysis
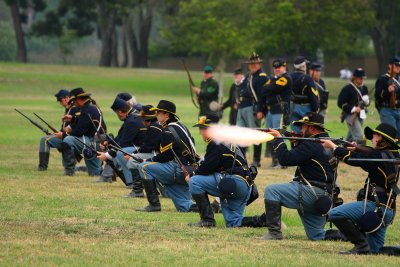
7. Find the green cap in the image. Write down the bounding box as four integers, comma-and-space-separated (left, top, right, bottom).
203, 65, 213, 73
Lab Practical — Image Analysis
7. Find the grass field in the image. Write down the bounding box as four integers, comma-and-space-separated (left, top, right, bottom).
0, 63, 399, 266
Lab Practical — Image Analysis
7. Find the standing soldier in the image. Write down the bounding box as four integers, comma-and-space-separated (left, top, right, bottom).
187, 114, 252, 227
337, 68, 369, 145
237, 52, 268, 167
221, 68, 245, 125
257, 58, 292, 168
322, 123, 398, 254
192, 65, 219, 117
37, 89, 77, 171
136, 100, 198, 212
290, 56, 319, 133
57, 88, 107, 176
309, 62, 329, 117
375, 56, 400, 137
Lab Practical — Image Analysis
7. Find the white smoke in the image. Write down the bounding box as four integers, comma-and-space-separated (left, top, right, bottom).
207, 124, 274, 146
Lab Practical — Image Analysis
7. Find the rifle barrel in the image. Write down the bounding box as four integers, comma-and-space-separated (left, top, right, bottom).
347, 158, 400, 164
15, 108, 49, 135
108, 144, 143, 163
33, 112, 58, 133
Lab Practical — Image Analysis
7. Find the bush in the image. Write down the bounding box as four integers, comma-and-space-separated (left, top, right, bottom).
0, 21, 16, 61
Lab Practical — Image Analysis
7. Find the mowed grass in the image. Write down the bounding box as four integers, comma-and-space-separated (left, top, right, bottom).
0, 63, 399, 266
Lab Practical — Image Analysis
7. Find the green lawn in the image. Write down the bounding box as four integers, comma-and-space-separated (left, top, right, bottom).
0, 63, 399, 266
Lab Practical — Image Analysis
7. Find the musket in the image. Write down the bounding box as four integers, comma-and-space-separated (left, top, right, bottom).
73, 136, 98, 153
108, 144, 144, 163
256, 128, 300, 137
347, 158, 400, 164
15, 108, 50, 135
170, 146, 191, 177
33, 112, 58, 133
182, 58, 199, 109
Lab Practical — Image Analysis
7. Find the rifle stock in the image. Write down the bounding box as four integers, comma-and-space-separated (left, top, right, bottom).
15, 108, 50, 135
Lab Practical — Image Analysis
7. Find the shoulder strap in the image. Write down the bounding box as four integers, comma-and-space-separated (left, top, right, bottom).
167, 124, 196, 161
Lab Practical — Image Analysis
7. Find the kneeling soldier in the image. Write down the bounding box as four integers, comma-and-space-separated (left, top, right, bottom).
188, 114, 252, 227
260, 112, 335, 240
322, 123, 398, 254
137, 100, 198, 212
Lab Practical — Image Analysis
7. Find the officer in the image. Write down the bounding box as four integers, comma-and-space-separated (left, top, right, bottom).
309, 62, 329, 117
290, 56, 319, 133
259, 112, 335, 240
337, 68, 369, 145
125, 105, 163, 198
237, 52, 268, 167
257, 58, 292, 168
136, 100, 198, 212
58, 88, 107, 176
322, 123, 398, 254
187, 114, 251, 227
96, 97, 146, 189
191, 65, 219, 117
221, 68, 245, 125
37, 89, 77, 171
375, 56, 400, 137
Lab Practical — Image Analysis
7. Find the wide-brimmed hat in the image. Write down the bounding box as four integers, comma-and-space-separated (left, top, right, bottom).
293, 112, 327, 130
54, 89, 70, 101
150, 100, 179, 119
364, 123, 399, 148
193, 113, 219, 128
353, 68, 366, 78
69, 88, 91, 103
139, 105, 157, 121
110, 97, 129, 112
244, 52, 264, 64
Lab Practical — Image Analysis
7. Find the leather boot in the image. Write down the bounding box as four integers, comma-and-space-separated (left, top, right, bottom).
324, 229, 347, 241
330, 217, 370, 254
126, 169, 144, 198
264, 142, 272, 158
61, 145, 76, 176
258, 200, 283, 240
241, 213, 266, 227
136, 179, 161, 212
189, 193, 216, 227
251, 144, 262, 167
38, 152, 49, 171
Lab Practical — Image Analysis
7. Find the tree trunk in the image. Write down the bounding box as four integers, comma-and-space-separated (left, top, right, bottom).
121, 17, 129, 68
216, 57, 226, 103
9, 1, 27, 63
97, 4, 116, 67
126, 2, 153, 68
111, 26, 119, 67
370, 26, 388, 75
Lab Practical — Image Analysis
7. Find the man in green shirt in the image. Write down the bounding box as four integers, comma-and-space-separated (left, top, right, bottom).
192, 65, 219, 116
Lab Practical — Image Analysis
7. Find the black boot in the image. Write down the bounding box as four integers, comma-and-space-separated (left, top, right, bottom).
189, 193, 216, 227
136, 179, 161, 212
251, 144, 262, 167
324, 229, 347, 241
330, 217, 370, 254
241, 213, 266, 227
38, 152, 49, 171
61, 145, 76, 176
258, 200, 283, 240
126, 169, 144, 198
264, 142, 272, 158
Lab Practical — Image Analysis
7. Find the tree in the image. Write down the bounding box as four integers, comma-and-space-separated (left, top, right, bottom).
250, 0, 374, 61
162, 0, 255, 93
368, 0, 400, 74
4, 0, 46, 62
